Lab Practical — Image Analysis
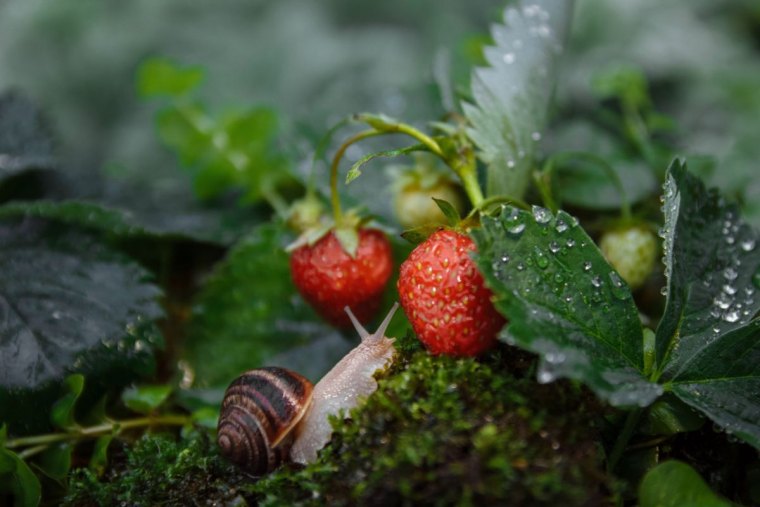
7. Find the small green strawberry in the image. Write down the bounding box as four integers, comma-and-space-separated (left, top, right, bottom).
397, 229, 505, 356
599, 224, 658, 290
390, 156, 465, 229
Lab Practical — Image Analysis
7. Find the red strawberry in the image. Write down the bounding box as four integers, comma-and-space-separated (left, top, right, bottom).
290, 228, 393, 328
397, 229, 505, 356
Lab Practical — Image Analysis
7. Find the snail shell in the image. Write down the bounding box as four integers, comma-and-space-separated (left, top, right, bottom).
217, 366, 313, 475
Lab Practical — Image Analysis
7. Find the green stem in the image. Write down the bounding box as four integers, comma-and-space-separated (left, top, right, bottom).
455, 160, 485, 208
468, 196, 530, 220
5, 414, 190, 450
262, 186, 289, 220
533, 167, 558, 213
330, 129, 384, 223
607, 409, 643, 473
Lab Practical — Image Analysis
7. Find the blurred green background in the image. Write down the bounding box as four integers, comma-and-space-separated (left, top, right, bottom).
0, 0, 758, 223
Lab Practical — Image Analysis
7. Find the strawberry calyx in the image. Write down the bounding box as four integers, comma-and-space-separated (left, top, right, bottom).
286, 209, 378, 258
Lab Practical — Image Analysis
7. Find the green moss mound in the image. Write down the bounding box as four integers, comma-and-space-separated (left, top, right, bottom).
62, 431, 250, 506
253, 350, 614, 506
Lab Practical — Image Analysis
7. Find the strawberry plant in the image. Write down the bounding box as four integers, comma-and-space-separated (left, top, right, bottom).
2, 0, 760, 506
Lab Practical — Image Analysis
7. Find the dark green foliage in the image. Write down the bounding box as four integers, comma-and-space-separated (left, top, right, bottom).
638, 461, 733, 507
473, 162, 760, 450
252, 351, 613, 506
472, 204, 660, 407
63, 432, 249, 507
182, 222, 339, 387
0, 220, 163, 434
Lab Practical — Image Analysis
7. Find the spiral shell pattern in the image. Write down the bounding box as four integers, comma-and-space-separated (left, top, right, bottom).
217, 367, 313, 475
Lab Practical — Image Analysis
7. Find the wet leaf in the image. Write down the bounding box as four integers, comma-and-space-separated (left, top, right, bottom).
639, 461, 732, 507
656, 161, 760, 448
50, 375, 84, 430
37, 442, 73, 481
0, 426, 42, 507
462, 1, 573, 199
121, 385, 173, 415
0, 200, 247, 246
0, 220, 163, 433
472, 205, 661, 407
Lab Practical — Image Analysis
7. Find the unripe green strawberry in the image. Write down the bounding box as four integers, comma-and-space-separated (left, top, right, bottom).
290, 228, 393, 328
397, 229, 506, 356
394, 179, 464, 229
599, 225, 658, 290
390, 157, 465, 229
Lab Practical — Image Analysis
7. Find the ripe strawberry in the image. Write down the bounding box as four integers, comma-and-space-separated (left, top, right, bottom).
397, 229, 506, 356
290, 228, 393, 328
599, 224, 658, 290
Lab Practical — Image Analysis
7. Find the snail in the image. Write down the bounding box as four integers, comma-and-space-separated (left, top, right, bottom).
217, 302, 399, 475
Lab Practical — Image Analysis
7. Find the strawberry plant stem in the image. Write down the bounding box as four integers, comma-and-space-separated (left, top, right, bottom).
607, 408, 643, 473
4, 414, 191, 451
330, 129, 384, 223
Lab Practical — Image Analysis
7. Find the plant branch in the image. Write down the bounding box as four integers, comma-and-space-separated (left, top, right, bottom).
607, 408, 643, 473
5, 414, 190, 451
330, 129, 384, 223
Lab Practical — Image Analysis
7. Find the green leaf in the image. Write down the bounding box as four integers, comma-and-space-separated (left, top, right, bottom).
345, 144, 427, 184
639, 461, 733, 507
655, 161, 760, 447
640, 395, 705, 436
121, 384, 173, 415
0, 199, 244, 246
462, 1, 573, 199
0, 221, 163, 433
136, 57, 204, 98
432, 198, 460, 227
553, 155, 657, 211
334, 226, 359, 258
155, 104, 293, 203
88, 434, 113, 477
37, 442, 73, 480
50, 374, 84, 430
190, 407, 219, 429
472, 205, 661, 407
0, 92, 57, 182
182, 222, 337, 387
0, 445, 41, 507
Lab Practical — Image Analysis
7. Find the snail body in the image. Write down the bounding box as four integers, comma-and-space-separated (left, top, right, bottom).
217, 303, 399, 474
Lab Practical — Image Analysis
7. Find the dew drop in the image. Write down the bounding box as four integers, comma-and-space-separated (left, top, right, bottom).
531, 131, 542, 142
723, 310, 740, 323
534, 247, 549, 269
549, 241, 560, 254
516, 262, 525, 271
532, 205, 552, 224
508, 223, 526, 236
660, 286, 669, 296
722, 284, 737, 296
537, 366, 555, 384
724, 267, 738, 281
740, 238, 756, 252
591, 275, 602, 288
555, 220, 568, 233
501, 255, 510, 264
507, 159, 516, 169
609, 272, 628, 300
503, 52, 516, 64
566, 238, 576, 248
582, 261, 592, 272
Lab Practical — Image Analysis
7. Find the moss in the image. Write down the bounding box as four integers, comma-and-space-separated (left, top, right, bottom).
252, 348, 614, 506
62, 431, 251, 506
